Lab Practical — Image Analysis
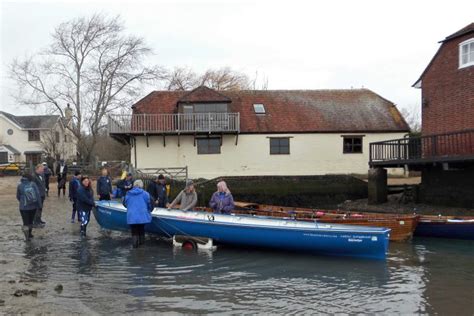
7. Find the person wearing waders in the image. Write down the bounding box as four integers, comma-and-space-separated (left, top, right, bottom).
123, 180, 153, 248
32, 164, 46, 227
16, 173, 42, 241
76, 176, 95, 237
68, 171, 82, 223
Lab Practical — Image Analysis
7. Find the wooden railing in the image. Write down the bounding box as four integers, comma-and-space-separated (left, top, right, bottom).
370, 129, 474, 165
108, 113, 240, 134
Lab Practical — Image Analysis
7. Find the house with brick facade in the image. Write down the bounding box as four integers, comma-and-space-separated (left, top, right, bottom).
369, 23, 474, 207
108, 86, 409, 179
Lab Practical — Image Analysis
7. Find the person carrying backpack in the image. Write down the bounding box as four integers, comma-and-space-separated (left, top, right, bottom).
17, 173, 42, 241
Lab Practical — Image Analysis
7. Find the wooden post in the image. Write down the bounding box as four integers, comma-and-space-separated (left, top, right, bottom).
368, 167, 387, 205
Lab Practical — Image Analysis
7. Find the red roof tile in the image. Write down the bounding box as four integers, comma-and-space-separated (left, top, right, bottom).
178, 86, 231, 103
132, 88, 409, 133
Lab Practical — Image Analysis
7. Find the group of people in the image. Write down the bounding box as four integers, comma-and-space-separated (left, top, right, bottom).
17, 164, 236, 248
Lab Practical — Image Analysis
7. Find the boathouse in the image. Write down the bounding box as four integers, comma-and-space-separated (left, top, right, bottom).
108, 86, 409, 179
368, 23, 474, 207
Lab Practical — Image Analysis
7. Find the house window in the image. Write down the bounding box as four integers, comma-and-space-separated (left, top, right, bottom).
197, 138, 221, 154
253, 103, 265, 114
193, 103, 228, 113
55, 131, 60, 143
64, 134, 68, 143
343, 136, 363, 154
28, 130, 40, 141
459, 38, 474, 68
270, 137, 290, 155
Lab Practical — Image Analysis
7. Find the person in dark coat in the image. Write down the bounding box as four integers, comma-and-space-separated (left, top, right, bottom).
97, 168, 113, 201
123, 180, 153, 248
116, 173, 134, 199
209, 181, 235, 214
68, 171, 82, 223
55, 159, 68, 197
146, 174, 168, 208
42, 162, 52, 196
76, 176, 95, 237
32, 164, 46, 226
17, 173, 42, 241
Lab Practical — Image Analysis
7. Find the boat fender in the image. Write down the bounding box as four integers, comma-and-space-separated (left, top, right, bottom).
182, 239, 198, 251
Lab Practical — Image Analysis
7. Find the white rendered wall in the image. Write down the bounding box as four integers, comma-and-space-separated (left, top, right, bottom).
132, 133, 406, 179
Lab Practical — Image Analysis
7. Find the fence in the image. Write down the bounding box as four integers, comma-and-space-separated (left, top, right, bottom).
370, 129, 474, 165
108, 113, 240, 134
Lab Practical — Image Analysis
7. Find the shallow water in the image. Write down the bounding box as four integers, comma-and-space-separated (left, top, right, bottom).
1, 196, 474, 314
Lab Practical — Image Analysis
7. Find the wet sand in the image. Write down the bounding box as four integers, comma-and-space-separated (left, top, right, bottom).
0, 176, 105, 314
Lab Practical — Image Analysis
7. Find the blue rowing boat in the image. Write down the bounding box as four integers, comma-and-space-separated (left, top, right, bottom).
414, 215, 474, 240
94, 200, 391, 260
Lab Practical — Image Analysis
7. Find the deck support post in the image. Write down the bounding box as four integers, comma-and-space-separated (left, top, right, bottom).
368, 167, 387, 205
162, 134, 166, 147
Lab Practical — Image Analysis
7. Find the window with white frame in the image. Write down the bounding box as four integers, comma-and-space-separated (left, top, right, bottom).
459, 38, 474, 68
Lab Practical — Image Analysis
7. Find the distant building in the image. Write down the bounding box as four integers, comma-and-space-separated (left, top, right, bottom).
0, 110, 77, 165
369, 23, 474, 207
109, 86, 409, 179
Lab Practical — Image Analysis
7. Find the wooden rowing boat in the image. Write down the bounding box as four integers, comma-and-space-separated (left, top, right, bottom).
231, 202, 419, 242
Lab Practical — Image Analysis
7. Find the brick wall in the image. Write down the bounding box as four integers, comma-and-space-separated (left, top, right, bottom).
421, 33, 474, 135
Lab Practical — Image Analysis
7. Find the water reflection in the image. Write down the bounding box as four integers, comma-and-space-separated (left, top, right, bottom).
6, 225, 474, 314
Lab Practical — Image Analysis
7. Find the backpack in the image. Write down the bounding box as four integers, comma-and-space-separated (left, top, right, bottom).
24, 183, 39, 205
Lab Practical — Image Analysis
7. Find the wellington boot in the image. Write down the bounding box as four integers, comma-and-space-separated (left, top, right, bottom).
132, 235, 139, 248
138, 234, 145, 246
28, 228, 34, 239
21, 226, 30, 241
80, 226, 87, 237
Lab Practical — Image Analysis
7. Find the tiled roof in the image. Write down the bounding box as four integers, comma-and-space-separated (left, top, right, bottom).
442, 22, 474, 42
178, 86, 231, 103
0, 111, 59, 129
132, 88, 409, 133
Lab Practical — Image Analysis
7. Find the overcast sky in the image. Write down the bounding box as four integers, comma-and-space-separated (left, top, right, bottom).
1, 0, 473, 115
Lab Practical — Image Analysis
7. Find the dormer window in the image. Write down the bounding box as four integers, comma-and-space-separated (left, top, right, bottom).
459, 38, 474, 68
253, 103, 265, 114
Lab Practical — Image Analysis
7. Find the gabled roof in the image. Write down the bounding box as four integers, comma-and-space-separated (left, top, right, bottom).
0, 111, 59, 130
133, 89, 409, 133
178, 86, 232, 104
441, 22, 474, 42
1, 144, 21, 154
413, 22, 474, 87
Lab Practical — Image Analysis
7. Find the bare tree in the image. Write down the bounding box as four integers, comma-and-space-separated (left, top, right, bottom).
400, 104, 421, 134
162, 66, 267, 91
10, 14, 162, 162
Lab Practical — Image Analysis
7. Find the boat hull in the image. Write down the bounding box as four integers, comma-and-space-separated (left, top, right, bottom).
154, 212, 390, 259
94, 201, 390, 260
230, 203, 418, 242
415, 218, 474, 240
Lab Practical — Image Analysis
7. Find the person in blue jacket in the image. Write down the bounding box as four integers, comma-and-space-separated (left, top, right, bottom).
123, 180, 153, 248
17, 173, 42, 241
97, 168, 112, 201
146, 174, 168, 208
76, 176, 95, 237
68, 171, 81, 223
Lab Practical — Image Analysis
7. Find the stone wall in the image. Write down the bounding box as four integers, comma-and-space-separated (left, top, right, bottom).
420, 164, 474, 208
166, 175, 368, 209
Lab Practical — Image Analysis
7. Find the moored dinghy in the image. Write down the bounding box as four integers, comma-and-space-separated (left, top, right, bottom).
94, 200, 390, 260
